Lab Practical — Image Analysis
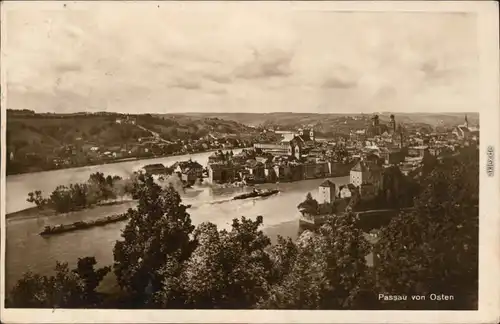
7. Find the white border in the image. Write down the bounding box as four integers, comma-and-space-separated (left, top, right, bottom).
1, 1, 499, 323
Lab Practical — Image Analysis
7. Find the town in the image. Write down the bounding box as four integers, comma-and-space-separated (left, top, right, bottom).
138, 113, 478, 187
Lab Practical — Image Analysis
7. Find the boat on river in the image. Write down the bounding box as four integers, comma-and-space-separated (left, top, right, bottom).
39, 213, 129, 236
233, 189, 279, 200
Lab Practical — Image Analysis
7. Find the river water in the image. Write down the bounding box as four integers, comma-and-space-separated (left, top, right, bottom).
5, 149, 349, 292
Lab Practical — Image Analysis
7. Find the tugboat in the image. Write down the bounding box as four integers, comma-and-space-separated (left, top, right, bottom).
233, 188, 279, 200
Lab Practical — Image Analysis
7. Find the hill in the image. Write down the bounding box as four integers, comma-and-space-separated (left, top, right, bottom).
164, 112, 479, 136
6, 110, 274, 175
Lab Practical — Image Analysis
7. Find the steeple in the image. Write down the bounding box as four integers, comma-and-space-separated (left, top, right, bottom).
464, 114, 469, 128
389, 114, 396, 133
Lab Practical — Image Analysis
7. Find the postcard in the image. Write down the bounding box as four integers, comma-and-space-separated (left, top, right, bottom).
1, 1, 499, 323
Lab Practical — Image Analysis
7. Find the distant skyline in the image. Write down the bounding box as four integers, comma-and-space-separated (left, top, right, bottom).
3, 2, 479, 114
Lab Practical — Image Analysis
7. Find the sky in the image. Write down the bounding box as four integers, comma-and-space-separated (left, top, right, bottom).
3, 2, 480, 114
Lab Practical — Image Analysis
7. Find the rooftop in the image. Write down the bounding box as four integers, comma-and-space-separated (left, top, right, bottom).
351, 161, 369, 172
319, 180, 336, 188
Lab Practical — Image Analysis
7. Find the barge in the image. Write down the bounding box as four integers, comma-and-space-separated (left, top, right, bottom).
40, 213, 129, 236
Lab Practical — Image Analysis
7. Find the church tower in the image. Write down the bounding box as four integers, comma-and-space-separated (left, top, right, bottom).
309, 128, 315, 141
389, 114, 396, 133
465, 114, 469, 128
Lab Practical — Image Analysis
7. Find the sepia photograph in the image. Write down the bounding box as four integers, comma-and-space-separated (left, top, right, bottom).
1, 1, 499, 323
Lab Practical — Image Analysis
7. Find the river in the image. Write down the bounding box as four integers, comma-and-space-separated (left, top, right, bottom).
5, 149, 349, 292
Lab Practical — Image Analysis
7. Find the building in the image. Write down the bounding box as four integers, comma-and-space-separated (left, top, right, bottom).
408, 146, 428, 158
208, 163, 237, 183
297, 128, 315, 142
245, 160, 266, 183
264, 167, 278, 182
453, 115, 479, 140
172, 159, 204, 183
143, 163, 169, 175
253, 143, 290, 156
273, 164, 292, 181
350, 161, 368, 187
379, 147, 405, 165
429, 146, 445, 157
339, 184, 355, 198
254, 134, 304, 159
366, 115, 389, 137
318, 180, 337, 204
359, 183, 376, 200
388, 114, 396, 134
350, 160, 383, 191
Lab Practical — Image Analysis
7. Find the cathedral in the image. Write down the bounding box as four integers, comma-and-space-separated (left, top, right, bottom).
364, 114, 405, 148
366, 115, 389, 137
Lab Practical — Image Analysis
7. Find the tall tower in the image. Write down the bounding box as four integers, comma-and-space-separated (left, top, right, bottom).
309, 128, 315, 141
319, 180, 336, 204
465, 114, 469, 128
294, 144, 301, 160
389, 114, 396, 133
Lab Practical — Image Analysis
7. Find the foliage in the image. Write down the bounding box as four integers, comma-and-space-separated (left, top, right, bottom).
113, 173, 195, 307
73, 257, 112, 306
6, 257, 110, 308
159, 216, 273, 309
260, 213, 371, 309
374, 148, 479, 309
10, 148, 478, 310
26, 190, 48, 208
297, 192, 319, 215
28, 172, 126, 213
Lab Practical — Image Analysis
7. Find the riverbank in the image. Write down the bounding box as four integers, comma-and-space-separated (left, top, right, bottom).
6, 199, 137, 221
7, 148, 246, 176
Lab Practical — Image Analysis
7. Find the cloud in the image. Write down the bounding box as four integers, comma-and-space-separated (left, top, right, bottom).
169, 78, 201, 90
4, 7, 478, 114
208, 88, 227, 95
375, 85, 397, 99
419, 59, 458, 83
322, 76, 357, 89
202, 72, 232, 84
234, 49, 293, 79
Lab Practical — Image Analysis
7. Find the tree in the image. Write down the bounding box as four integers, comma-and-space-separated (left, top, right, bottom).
267, 235, 298, 285
261, 213, 371, 309
297, 192, 319, 215
26, 190, 47, 208
73, 257, 111, 306
178, 222, 226, 308
421, 149, 438, 177
7, 258, 109, 308
113, 173, 195, 307
176, 216, 273, 309
375, 149, 479, 310
49, 185, 74, 213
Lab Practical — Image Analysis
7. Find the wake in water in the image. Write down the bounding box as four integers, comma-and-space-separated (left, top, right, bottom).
188, 197, 234, 210
209, 197, 235, 205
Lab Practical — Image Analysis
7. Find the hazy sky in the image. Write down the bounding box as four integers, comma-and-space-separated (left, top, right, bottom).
3, 2, 479, 114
